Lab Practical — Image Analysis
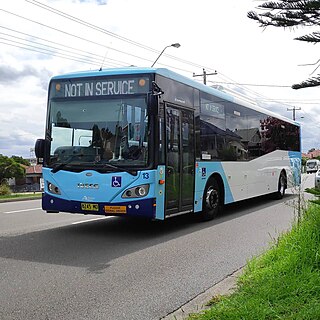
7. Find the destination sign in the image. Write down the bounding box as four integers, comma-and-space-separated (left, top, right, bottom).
50, 77, 150, 98
200, 99, 225, 119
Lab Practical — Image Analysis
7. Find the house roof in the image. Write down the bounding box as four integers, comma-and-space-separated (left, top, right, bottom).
25, 164, 42, 175
303, 149, 320, 159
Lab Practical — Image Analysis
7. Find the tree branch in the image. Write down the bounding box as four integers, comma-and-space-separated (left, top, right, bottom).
292, 75, 320, 89
248, 0, 320, 89
295, 31, 320, 43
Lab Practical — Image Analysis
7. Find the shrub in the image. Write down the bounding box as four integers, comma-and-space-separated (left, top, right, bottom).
0, 183, 11, 196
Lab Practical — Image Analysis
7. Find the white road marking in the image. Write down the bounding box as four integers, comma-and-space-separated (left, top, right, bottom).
71, 216, 113, 225
4, 208, 42, 214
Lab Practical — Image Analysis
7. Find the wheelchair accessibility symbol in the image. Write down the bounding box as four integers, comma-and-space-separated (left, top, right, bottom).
111, 176, 122, 188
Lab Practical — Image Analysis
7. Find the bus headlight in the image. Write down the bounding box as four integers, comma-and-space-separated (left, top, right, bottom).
47, 182, 61, 195
122, 184, 149, 198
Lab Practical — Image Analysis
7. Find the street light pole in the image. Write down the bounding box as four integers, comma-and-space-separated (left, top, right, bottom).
151, 43, 181, 67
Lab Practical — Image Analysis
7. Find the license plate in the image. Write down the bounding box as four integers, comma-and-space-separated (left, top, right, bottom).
81, 203, 99, 211
104, 205, 127, 214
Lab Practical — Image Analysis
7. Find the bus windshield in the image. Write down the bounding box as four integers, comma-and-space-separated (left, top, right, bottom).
47, 97, 149, 169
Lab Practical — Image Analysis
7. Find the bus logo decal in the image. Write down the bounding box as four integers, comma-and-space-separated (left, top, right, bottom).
111, 176, 122, 188
77, 183, 99, 189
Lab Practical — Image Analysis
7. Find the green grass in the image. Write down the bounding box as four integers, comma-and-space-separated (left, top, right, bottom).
189, 204, 320, 320
0, 192, 42, 201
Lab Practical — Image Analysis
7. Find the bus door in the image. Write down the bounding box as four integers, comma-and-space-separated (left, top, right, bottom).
165, 105, 195, 216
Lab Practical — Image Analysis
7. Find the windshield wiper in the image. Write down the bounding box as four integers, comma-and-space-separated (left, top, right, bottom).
51, 155, 138, 176
51, 153, 84, 173
92, 162, 137, 176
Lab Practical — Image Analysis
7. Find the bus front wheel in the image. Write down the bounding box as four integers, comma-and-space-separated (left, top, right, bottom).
274, 172, 287, 200
201, 179, 221, 221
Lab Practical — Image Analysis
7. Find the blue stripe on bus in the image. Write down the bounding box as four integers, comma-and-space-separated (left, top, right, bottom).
289, 151, 302, 185
154, 165, 166, 220
194, 162, 234, 212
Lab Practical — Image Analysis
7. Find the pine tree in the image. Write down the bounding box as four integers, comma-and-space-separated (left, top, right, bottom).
248, 0, 320, 89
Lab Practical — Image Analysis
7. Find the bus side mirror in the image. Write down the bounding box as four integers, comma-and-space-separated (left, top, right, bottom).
147, 94, 158, 116
148, 81, 163, 116
35, 139, 46, 163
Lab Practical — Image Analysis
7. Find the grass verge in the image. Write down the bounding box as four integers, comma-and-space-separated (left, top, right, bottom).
189, 204, 320, 320
0, 192, 42, 201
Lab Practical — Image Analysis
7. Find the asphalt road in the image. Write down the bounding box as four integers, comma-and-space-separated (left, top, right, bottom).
0, 174, 314, 320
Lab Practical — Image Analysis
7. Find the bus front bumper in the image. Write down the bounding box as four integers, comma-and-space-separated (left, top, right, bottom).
42, 193, 156, 219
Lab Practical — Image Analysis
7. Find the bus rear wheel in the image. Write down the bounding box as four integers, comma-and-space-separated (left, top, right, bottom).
201, 179, 221, 221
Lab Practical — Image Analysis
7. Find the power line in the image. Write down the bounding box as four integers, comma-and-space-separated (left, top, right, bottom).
207, 78, 320, 105
0, 9, 154, 65
254, 99, 320, 105
207, 73, 300, 111
254, 97, 320, 102
1, 4, 221, 73
208, 73, 275, 103
208, 80, 291, 88
0, 26, 126, 67
0, 41, 114, 68
0, 34, 108, 66
0, 8, 201, 74
1, 3, 316, 118
26, 0, 160, 53
25, 0, 214, 71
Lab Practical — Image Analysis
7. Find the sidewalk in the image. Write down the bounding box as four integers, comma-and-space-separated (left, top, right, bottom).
161, 268, 243, 320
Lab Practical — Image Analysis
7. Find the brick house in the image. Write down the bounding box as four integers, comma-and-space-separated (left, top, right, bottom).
25, 164, 43, 191
302, 149, 320, 159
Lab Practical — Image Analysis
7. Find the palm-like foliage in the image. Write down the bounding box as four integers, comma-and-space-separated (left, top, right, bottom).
248, 0, 320, 89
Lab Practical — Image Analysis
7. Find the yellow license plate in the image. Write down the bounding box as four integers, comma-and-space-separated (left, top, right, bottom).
104, 205, 127, 214
81, 203, 99, 211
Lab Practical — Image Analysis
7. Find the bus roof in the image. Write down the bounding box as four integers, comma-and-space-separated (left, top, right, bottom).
51, 67, 299, 126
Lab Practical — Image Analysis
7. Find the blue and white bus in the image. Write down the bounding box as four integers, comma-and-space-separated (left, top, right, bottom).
35, 67, 301, 220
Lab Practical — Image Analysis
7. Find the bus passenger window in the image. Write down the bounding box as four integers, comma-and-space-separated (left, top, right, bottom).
199, 96, 225, 161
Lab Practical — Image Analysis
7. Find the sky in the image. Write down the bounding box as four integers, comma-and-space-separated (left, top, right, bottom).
1, 0, 320, 158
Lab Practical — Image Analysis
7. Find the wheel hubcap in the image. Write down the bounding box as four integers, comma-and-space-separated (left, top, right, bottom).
280, 176, 285, 194
206, 187, 219, 210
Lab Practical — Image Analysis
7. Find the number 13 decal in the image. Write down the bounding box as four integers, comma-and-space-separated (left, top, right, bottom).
142, 173, 149, 179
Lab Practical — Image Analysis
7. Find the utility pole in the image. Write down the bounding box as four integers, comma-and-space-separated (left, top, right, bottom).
287, 106, 301, 121
193, 68, 217, 85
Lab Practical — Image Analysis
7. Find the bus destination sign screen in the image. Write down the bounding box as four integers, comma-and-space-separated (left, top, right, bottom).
51, 76, 150, 98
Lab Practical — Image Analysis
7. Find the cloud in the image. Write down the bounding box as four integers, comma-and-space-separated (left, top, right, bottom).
0, 64, 52, 89
0, 64, 38, 83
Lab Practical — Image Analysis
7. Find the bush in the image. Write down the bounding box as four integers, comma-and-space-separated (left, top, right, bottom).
0, 183, 11, 196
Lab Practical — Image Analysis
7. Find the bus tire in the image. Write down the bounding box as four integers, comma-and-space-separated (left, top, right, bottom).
201, 178, 221, 221
274, 171, 287, 200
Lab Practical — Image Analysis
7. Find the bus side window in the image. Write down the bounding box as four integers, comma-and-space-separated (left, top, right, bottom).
199, 95, 226, 161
